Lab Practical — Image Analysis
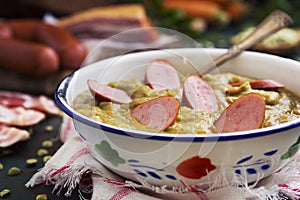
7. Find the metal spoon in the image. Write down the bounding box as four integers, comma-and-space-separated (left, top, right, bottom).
200, 10, 293, 75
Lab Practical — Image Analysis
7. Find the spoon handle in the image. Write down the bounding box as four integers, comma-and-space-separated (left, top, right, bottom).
200, 10, 293, 75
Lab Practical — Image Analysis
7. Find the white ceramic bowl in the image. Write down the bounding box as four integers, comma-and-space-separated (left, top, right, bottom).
55, 48, 300, 188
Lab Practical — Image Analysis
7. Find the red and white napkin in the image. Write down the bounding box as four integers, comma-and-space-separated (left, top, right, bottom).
26, 115, 300, 200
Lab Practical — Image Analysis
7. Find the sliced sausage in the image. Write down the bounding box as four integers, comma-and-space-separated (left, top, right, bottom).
0, 38, 59, 76
34, 22, 87, 69
214, 93, 265, 133
145, 59, 181, 91
87, 80, 132, 104
131, 96, 179, 131
231, 79, 285, 89
182, 75, 218, 112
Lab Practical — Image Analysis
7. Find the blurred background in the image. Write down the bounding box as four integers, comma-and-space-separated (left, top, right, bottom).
2, 1, 300, 30
1, 0, 300, 49
1, 0, 300, 94
1, 1, 300, 199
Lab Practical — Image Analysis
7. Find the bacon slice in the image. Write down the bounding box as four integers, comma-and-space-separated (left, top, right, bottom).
0, 105, 45, 126
0, 124, 30, 147
0, 91, 60, 114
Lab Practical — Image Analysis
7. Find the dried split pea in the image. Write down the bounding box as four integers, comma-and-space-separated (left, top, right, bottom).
26, 158, 38, 166
37, 149, 48, 157
42, 140, 53, 148
0, 163, 3, 170
44, 125, 53, 132
43, 155, 52, 163
293, 107, 300, 115
8, 167, 21, 176
0, 189, 10, 198
36, 193, 48, 200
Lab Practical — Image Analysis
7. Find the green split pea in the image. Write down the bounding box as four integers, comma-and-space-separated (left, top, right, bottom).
36, 193, 48, 200
0, 189, 10, 198
7, 167, 21, 176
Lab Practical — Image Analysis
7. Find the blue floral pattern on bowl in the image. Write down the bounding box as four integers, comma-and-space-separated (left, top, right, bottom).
233, 149, 278, 176
128, 159, 177, 181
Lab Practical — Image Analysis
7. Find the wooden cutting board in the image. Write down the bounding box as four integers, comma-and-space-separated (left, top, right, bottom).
0, 68, 73, 96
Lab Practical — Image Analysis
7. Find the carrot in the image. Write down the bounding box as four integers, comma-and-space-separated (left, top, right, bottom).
173, 0, 231, 4
225, 1, 249, 22
184, 0, 232, 5
206, 0, 231, 4
163, 0, 230, 26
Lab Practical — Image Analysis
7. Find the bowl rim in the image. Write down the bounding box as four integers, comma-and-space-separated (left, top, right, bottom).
55, 48, 300, 142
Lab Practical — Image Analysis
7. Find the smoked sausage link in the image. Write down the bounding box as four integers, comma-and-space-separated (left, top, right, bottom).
2, 20, 87, 71
0, 24, 12, 39
0, 38, 59, 76
34, 22, 87, 69
7, 20, 38, 41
